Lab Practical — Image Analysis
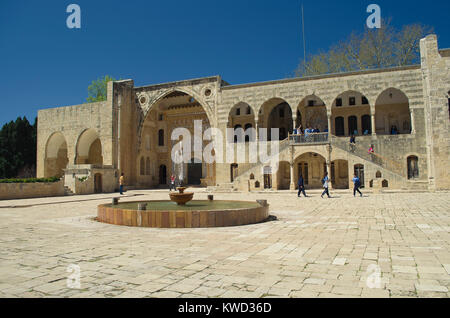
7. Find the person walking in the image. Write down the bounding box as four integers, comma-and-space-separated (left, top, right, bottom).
119, 173, 124, 195
321, 172, 331, 199
297, 175, 307, 198
350, 135, 356, 152
352, 174, 363, 197
169, 174, 176, 191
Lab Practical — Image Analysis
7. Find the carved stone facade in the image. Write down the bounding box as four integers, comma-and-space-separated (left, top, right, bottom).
36, 35, 450, 194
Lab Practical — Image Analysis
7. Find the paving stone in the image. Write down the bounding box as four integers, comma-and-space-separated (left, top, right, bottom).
0, 191, 449, 299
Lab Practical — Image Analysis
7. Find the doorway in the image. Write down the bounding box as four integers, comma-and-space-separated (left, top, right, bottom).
94, 173, 102, 193
188, 159, 202, 185
159, 165, 167, 185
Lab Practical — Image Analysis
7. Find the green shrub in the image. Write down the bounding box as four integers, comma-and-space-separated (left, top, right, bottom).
0, 177, 60, 184
77, 176, 88, 182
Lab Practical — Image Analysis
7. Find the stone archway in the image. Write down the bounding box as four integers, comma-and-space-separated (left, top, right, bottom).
294, 152, 327, 189
297, 95, 328, 133
375, 88, 411, 135
44, 132, 68, 178
75, 129, 103, 165
258, 98, 293, 141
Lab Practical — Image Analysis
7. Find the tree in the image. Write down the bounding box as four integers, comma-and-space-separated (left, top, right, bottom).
295, 20, 433, 77
0, 117, 36, 179
86, 75, 117, 103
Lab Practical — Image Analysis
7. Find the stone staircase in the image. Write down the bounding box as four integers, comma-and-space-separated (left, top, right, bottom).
64, 186, 75, 196
331, 137, 406, 179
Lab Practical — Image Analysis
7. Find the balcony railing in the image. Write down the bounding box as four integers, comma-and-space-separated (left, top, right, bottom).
289, 132, 329, 145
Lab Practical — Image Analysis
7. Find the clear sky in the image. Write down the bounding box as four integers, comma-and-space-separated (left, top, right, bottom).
0, 0, 449, 126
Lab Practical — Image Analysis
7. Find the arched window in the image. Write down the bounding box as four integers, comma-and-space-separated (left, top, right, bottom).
335, 117, 345, 136
348, 116, 358, 135
158, 129, 164, 146
140, 157, 145, 176
407, 156, 419, 179
245, 123, 253, 142
145, 135, 150, 151
146, 157, 151, 176
376, 171, 382, 178
234, 125, 243, 143
362, 115, 371, 135
246, 106, 252, 115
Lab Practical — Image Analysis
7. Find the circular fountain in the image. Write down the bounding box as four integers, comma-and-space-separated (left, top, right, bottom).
97, 151, 270, 228
97, 195, 270, 229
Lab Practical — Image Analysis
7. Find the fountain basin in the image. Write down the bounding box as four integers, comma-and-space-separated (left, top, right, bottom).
97, 200, 270, 228
169, 187, 194, 205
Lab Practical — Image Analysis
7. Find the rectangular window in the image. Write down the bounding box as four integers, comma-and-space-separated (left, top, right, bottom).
236, 108, 241, 116
349, 97, 356, 106
336, 98, 342, 107
308, 100, 315, 107
158, 114, 163, 121
362, 96, 369, 105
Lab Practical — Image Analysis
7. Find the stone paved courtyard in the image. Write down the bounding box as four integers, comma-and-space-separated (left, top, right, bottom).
0, 190, 449, 298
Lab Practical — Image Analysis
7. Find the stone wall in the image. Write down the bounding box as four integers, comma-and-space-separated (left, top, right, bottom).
37, 100, 114, 178
0, 180, 64, 200
420, 35, 450, 190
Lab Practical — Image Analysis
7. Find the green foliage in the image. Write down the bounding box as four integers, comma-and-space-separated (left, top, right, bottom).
0, 177, 60, 184
294, 20, 433, 77
0, 117, 37, 179
77, 176, 88, 182
86, 75, 117, 103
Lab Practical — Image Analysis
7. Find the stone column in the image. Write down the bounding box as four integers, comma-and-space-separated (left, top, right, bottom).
371, 113, 376, 136
255, 123, 259, 142
327, 113, 332, 138
326, 160, 332, 190
410, 109, 415, 134
290, 163, 295, 190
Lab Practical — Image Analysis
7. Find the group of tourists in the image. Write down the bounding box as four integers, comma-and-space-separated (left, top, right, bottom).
297, 172, 363, 199
294, 125, 324, 135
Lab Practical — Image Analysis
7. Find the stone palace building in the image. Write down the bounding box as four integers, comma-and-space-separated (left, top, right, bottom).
36, 35, 450, 194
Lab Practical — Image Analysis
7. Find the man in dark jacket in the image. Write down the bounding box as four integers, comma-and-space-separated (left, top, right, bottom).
298, 175, 307, 198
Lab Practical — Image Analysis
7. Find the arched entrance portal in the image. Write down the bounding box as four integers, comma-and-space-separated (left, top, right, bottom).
44, 132, 68, 178
294, 152, 327, 189
139, 90, 215, 188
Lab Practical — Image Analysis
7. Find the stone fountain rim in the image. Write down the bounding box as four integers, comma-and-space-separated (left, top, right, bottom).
103, 200, 266, 213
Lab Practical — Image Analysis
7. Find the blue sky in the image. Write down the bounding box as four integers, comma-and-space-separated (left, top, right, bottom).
0, 0, 449, 126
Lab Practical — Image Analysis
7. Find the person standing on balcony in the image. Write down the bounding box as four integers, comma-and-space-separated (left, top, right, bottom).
298, 174, 307, 198
321, 172, 331, 199
352, 174, 363, 197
